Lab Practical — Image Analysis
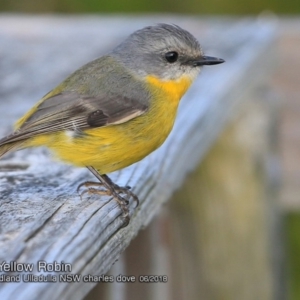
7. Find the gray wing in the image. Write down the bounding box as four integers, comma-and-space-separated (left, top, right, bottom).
1, 91, 148, 144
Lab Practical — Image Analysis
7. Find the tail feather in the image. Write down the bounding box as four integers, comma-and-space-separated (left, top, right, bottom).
0, 134, 23, 159
0, 142, 22, 158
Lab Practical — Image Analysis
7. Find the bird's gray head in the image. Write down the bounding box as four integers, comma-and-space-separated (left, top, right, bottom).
111, 24, 224, 81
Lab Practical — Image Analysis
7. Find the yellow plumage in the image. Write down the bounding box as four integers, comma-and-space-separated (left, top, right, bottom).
23, 76, 192, 174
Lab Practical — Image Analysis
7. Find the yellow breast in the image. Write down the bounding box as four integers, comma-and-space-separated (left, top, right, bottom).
146, 75, 193, 103
27, 75, 194, 174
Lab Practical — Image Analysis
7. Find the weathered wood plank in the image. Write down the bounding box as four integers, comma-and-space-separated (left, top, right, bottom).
168, 92, 278, 300
0, 16, 276, 299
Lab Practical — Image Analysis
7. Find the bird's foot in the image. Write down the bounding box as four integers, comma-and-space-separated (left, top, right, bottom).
77, 178, 139, 227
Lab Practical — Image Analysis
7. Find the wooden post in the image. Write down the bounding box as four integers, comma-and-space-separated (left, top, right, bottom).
168, 88, 282, 300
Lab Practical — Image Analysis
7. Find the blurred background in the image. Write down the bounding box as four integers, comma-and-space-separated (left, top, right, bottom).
1, 1, 300, 300
1, 0, 300, 14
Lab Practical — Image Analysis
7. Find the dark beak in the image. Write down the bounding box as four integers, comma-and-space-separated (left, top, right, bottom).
193, 56, 225, 66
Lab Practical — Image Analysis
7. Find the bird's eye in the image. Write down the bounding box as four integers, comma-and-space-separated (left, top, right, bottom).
165, 51, 178, 63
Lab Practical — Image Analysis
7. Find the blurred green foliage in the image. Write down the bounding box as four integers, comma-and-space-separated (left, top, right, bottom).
1, 0, 300, 14
286, 213, 300, 300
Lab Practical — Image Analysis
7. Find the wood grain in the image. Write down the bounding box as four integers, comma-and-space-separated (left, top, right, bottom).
0, 16, 277, 299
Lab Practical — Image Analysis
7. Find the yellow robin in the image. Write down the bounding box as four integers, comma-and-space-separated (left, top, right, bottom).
0, 24, 224, 225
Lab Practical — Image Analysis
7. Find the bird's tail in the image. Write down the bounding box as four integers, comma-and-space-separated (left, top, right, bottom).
0, 135, 23, 159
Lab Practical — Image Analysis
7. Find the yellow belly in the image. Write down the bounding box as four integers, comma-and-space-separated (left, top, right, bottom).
28, 75, 192, 174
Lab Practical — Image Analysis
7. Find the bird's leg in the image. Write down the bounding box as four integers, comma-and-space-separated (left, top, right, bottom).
77, 166, 139, 227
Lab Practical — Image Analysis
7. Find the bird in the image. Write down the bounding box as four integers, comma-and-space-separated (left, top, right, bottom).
0, 23, 224, 226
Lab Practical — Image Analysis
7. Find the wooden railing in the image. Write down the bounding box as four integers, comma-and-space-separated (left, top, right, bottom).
0, 16, 280, 300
